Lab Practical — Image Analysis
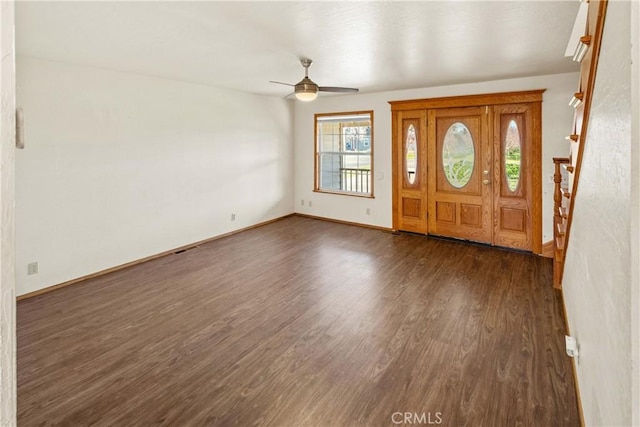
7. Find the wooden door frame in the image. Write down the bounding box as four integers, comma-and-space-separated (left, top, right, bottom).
389, 89, 546, 254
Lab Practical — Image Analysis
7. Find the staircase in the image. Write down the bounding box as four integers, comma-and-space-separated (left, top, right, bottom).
552, 0, 609, 288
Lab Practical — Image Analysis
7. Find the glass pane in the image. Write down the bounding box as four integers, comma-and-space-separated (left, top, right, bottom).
318, 153, 372, 194
405, 124, 417, 184
343, 126, 371, 153
505, 120, 521, 192
319, 153, 342, 191
340, 154, 372, 193
442, 122, 474, 188
319, 122, 341, 152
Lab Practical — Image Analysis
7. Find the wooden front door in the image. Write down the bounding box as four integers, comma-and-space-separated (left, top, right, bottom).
390, 91, 543, 253
428, 107, 492, 244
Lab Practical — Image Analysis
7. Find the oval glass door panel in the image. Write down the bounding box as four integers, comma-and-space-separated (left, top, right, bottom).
504, 119, 521, 191
405, 124, 417, 184
442, 122, 474, 188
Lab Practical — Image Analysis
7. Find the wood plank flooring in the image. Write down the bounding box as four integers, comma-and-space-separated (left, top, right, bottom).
17, 216, 579, 426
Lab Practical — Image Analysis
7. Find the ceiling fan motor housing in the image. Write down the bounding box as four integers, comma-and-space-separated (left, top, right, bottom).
295, 77, 318, 95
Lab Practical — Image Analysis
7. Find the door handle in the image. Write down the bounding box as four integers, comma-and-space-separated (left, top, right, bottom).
483, 170, 490, 185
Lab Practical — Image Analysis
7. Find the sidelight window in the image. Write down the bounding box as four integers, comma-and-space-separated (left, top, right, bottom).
504, 120, 522, 192
405, 124, 418, 185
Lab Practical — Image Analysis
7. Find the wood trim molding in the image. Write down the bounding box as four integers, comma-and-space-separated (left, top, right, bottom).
313, 110, 375, 197
389, 89, 546, 111
560, 290, 586, 427
293, 213, 393, 232
542, 240, 555, 258
17, 214, 296, 301
391, 111, 400, 231
312, 189, 375, 199
552, 157, 571, 164
532, 101, 543, 255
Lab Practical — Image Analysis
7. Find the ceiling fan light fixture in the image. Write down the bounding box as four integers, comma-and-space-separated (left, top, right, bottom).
295, 76, 319, 101
271, 58, 358, 101
295, 91, 318, 101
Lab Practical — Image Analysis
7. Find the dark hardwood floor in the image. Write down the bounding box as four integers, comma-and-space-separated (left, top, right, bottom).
17, 216, 579, 426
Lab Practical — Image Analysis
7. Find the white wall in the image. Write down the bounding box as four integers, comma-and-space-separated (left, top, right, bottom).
294, 72, 578, 242
0, 1, 16, 424
16, 56, 294, 296
562, 2, 633, 425
630, 1, 640, 425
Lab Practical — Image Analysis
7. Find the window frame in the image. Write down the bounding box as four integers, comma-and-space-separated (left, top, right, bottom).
313, 110, 375, 198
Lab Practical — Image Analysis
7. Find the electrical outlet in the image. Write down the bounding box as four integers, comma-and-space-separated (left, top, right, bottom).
231, 213, 236, 221
301, 200, 304, 206
547, 174, 555, 184
565, 335, 580, 364
308, 201, 312, 208
27, 262, 38, 275
366, 208, 371, 215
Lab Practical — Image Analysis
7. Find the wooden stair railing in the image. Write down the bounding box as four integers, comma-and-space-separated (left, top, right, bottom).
552, 0, 608, 289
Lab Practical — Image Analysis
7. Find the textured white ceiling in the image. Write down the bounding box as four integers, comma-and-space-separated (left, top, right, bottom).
16, 1, 580, 97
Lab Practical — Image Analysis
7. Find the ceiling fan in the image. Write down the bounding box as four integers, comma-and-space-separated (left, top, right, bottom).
270, 58, 359, 101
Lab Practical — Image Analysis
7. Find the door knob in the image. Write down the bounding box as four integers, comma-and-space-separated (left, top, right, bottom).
483, 179, 490, 185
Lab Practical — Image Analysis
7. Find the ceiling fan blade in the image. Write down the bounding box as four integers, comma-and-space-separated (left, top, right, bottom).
318, 86, 359, 93
283, 92, 295, 99
270, 81, 295, 87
